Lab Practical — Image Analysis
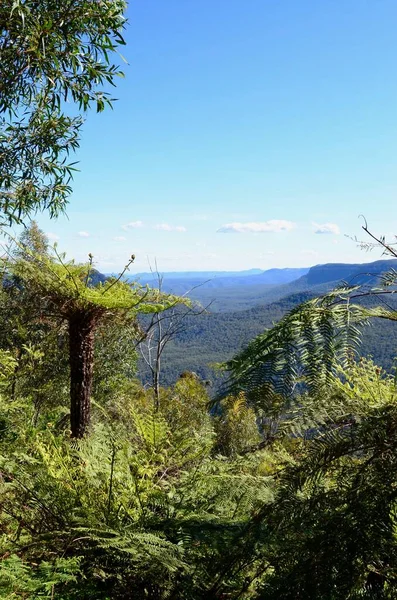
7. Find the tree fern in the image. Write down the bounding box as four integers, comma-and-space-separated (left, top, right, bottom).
0, 238, 187, 437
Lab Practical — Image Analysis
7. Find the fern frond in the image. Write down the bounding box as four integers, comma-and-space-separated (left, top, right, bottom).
220, 288, 367, 412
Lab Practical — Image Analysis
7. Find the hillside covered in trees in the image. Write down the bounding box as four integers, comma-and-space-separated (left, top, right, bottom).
144, 259, 397, 387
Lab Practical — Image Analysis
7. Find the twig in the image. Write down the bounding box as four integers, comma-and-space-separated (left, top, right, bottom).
102, 254, 135, 295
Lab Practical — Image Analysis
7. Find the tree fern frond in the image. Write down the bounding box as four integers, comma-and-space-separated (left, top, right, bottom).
220, 288, 367, 412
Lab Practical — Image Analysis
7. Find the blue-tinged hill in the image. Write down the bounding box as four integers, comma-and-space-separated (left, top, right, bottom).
127, 260, 397, 313
120, 267, 309, 307
303, 259, 397, 286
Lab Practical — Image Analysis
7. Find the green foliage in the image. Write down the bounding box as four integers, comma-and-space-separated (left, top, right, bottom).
221, 288, 366, 412
3, 244, 182, 315
214, 393, 262, 457
0, 555, 81, 599
3, 347, 397, 598
0, 350, 17, 388
0, 0, 127, 224
252, 361, 397, 598
92, 321, 139, 402
0, 378, 273, 598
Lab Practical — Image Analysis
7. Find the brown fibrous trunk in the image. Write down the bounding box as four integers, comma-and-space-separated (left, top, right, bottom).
68, 310, 98, 438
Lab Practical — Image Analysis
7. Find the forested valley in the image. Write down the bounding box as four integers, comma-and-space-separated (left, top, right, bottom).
2, 1, 397, 598
137, 259, 397, 388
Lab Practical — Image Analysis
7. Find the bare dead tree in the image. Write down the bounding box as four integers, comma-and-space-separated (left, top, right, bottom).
138, 266, 211, 409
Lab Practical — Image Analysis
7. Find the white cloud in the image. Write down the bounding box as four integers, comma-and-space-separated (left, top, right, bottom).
113, 236, 126, 242
46, 232, 59, 241
154, 223, 187, 232
313, 222, 340, 235
122, 221, 143, 230
78, 231, 90, 238
217, 220, 296, 234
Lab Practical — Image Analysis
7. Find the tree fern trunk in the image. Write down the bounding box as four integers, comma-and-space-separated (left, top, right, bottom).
69, 311, 97, 438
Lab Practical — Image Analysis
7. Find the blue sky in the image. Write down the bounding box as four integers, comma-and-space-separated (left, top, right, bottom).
34, 0, 397, 272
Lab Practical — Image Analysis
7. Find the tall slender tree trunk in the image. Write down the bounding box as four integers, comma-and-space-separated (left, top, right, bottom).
153, 356, 160, 410
68, 311, 97, 438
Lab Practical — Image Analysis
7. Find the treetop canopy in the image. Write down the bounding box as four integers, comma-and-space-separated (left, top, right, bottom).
0, 0, 127, 225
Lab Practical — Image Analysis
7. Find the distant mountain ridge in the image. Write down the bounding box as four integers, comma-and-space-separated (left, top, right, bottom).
120, 267, 310, 293
130, 268, 266, 279
121, 259, 397, 290
302, 259, 397, 286
117, 259, 397, 313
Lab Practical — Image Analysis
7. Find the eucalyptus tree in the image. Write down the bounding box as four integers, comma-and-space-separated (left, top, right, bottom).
0, 0, 126, 224
2, 246, 183, 437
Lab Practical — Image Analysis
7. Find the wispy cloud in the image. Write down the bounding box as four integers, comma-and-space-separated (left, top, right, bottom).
313, 222, 340, 235
154, 223, 187, 232
46, 232, 59, 241
217, 220, 296, 234
113, 236, 126, 242
122, 220, 143, 231
78, 231, 90, 238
